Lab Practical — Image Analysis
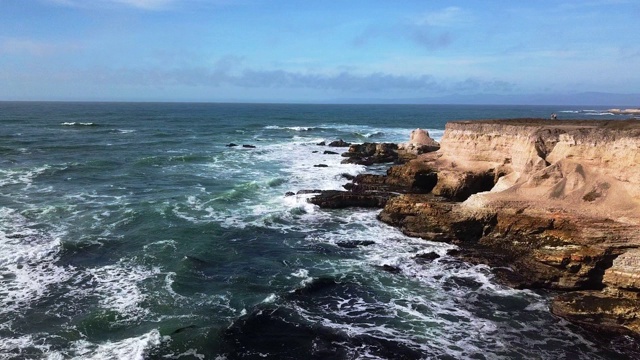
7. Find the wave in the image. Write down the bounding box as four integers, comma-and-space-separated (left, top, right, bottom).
264, 125, 317, 131
0, 165, 51, 187
61, 122, 99, 127
211, 181, 262, 203
115, 129, 136, 134
56, 329, 162, 360
267, 177, 288, 187
353, 131, 385, 139
559, 109, 619, 117
585, 112, 616, 116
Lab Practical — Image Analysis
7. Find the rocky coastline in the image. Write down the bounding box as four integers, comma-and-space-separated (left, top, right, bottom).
305, 119, 640, 337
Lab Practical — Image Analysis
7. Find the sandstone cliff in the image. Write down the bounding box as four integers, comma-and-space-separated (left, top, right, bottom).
379, 119, 640, 335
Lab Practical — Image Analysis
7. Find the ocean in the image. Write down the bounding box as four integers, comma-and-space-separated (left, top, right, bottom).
0, 102, 637, 359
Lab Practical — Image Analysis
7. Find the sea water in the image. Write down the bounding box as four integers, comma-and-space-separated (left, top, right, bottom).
0, 102, 637, 359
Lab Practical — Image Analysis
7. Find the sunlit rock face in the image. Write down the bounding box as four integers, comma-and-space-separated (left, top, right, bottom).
397, 128, 440, 162
383, 119, 640, 335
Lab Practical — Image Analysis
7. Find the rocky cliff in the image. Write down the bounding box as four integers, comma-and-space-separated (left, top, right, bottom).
311, 119, 640, 336
383, 119, 640, 335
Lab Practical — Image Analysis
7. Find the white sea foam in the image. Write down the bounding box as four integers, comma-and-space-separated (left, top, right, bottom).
294, 209, 599, 359
198, 125, 442, 232
61, 122, 97, 126
0, 165, 50, 187
264, 125, 315, 131
82, 263, 161, 321
164, 348, 207, 360
261, 293, 278, 303
65, 329, 163, 360
0, 207, 72, 316
0, 334, 57, 358
585, 112, 615, 116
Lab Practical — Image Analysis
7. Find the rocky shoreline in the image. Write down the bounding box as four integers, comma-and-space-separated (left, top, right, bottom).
304, 119, 640, 337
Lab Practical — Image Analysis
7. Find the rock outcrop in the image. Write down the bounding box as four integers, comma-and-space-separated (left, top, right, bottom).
397, 128, 441, 163
382, 119, 640, 335
338, 130, 440, 166
340, 143, 399, 165
309, 118, 640, 336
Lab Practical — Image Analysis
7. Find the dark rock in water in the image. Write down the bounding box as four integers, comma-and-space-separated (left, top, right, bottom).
297, 189, 322, 195
316, 141, 326, 146
314, 164, 329, 167
414, 251, 441, 263
336, 240, 376, 248
341, 142, 399, 165
341, 173, 355, 181
328, 139, 350, 147
184, 255, 211, 266
312, 150, 319, 153
446, 249, 461, 256
323, 150, 339, 155
171, 324, 198, 334
220, 305, 425, 360
379, 264, 402, 273
242, 144, 256, 148
221, 306, 348, 359
285, 191, 295, 197
225, 143, 238, 147
308, 190, 390, 208
447, 276, 483, 290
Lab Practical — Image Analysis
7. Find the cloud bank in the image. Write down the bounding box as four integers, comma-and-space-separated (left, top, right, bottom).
34, 61, 514, 96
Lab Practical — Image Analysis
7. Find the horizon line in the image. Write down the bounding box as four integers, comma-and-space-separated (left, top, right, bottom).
1, 99, 638, 108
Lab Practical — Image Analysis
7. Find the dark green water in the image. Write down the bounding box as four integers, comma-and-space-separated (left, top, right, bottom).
0, 102, 637, 359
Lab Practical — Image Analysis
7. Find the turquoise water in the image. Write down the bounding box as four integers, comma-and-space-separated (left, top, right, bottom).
0, 102, 637, 359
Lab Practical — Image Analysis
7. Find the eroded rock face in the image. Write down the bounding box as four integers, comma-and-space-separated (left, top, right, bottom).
397, 128, 440, 162
379, 119, 640, 335
409, 128, 439, 147
341, 142, 399, 165
307, 190, 390, 208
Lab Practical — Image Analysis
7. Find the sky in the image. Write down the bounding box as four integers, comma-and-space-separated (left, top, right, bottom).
1, 0, 639, 103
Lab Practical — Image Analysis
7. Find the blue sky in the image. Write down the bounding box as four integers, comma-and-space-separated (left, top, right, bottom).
1, 0, 639, 103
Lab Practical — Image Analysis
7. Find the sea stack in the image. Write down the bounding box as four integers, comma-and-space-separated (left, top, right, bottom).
397, 128, 440, 162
